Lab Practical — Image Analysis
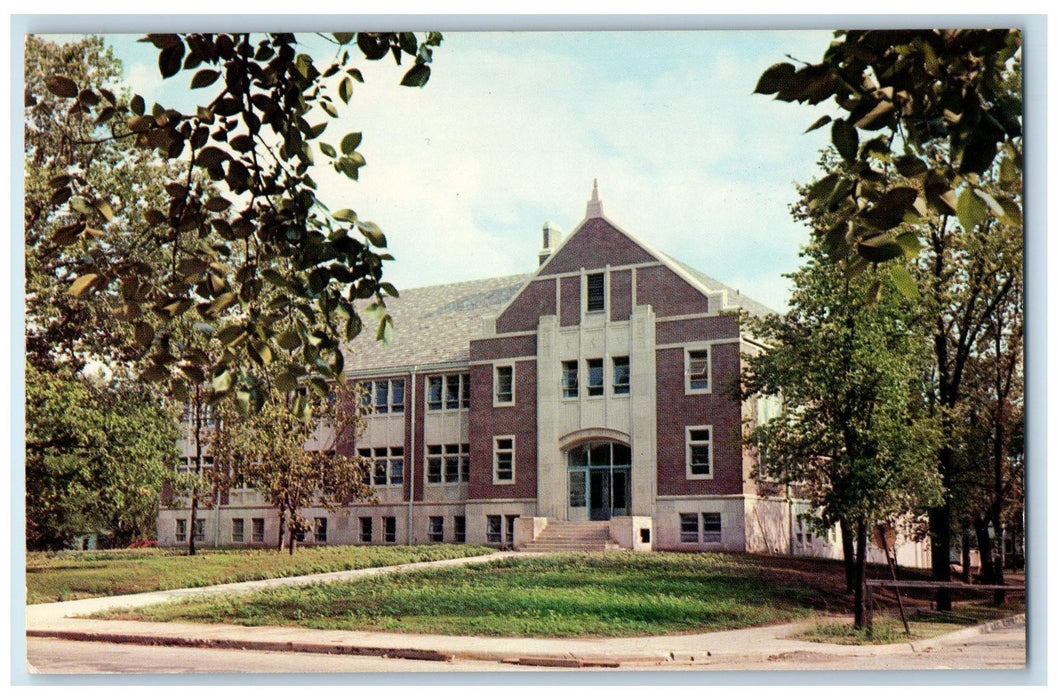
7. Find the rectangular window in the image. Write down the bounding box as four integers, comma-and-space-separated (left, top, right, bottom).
494, 436, 515, 483
360, 446, 404, 486
374, 380, 389, 414
687, 348, 710, 392
569, 471, 587, 508
504, 515, 517, 546
612, 356, 630, 395
428, 516, 444, 543
175, 519, 187, 542
427, 376, 443, 410
430, 373, 470, 411
384, 516, 397, 543
362, 378, 405, 415
252, 518, 265, 543
389, 448, 405, 486
231, 518, 245, 543
587, 272, 605, 312
359, 516, 373, 543
314, 517, 328, 543
454, 516, 466, 543
561, 360, 579, 398
427, 445, 443, 483
680, 513, 699, 543
687, 426, 713, 478
494, 365, 514, 405
426, 443, 469, 484
586, 358, 604, 397
702, 513, 722, 543
445, 374, 461, 409
486, 515, 502, 544
193, 518, 206, 543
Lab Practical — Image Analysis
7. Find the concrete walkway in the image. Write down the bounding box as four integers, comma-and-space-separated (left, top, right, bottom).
25, 551, 1026, 669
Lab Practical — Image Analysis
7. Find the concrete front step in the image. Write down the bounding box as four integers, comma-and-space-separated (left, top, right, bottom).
520, 521, 623, 552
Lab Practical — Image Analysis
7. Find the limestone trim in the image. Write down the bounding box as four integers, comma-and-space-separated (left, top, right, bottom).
557, 427, 631, 451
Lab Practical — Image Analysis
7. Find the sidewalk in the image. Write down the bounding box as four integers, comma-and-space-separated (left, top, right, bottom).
25, 552, 1026, 669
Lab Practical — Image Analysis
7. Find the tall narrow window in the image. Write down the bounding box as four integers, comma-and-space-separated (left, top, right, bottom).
562, 360, 579, 398
494, 436, 515, 483
486, 515, 502, 544
687, 426, 712, 478
388, 447, 404, 486
686, 348, 710, 392
194, 519, 206, 543
445, 374, 461, 409
427, 445, 443, 483
587, 272, 605, 312
359, 516, 373, 543
454, 516, 466, 543
252, 518, 265, 543
461, 373, 471, 408
390, 379, 405, 413
680, 513, 699, 543
231, 518, 245, 543
612, 356, 630, 395
427, 376, 443, 410
384, 516, 397, 543
314, 517, 328, 543
586, 358, 604, 396
175, 519, 187, 542
428, 516, 444, 543
494, 365, 514, 405
374, 380, 389, 414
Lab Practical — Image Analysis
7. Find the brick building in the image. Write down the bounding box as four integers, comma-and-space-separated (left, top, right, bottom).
157, 184, 877, 558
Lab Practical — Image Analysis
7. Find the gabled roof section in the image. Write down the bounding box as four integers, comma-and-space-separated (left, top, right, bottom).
343, 273, 530, 373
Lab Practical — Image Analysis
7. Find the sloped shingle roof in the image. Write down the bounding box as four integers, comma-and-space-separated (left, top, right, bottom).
343, 273, 531, 373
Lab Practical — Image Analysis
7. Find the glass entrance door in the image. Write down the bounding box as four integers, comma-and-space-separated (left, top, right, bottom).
566, 442, 631, 521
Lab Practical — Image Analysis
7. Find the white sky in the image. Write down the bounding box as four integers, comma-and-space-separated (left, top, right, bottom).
100, 28, 837, 312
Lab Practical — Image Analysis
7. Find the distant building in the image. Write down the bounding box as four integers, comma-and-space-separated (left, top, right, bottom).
155, 184, 928, 564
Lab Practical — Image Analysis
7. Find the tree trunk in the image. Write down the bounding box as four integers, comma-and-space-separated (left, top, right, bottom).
973, 517, 994, 584
853, 518, 869, 629
287, 523, 297, 555
840, 518, 856, 594
276, 509, 286, 553
929, 503, 953, 611
188, 489, 198, 556
960, 528, 972, 583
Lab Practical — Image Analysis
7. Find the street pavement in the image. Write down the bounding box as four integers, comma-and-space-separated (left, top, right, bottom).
23, 551, 1028, 673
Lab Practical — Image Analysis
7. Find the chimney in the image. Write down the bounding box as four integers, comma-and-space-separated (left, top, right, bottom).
538, 221, 562, 266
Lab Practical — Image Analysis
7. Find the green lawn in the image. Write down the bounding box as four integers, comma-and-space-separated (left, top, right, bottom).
26, 545, 492, 604
96, 552, 830, 637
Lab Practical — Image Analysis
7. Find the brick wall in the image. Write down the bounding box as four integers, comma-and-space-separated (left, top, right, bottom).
654, 342, 745, 497
467, 360, 539, 500
496, 279, 556, 333
636, 265, 710, 318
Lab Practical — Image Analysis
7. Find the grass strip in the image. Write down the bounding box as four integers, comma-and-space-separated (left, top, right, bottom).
26, 544, 493, 604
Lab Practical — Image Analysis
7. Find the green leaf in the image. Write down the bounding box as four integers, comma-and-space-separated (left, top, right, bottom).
134, 321, 154, 347
333, 33, 354, 45
805, 115, 831, 133
158, 41, 185, 79
204, 196, 231, 212
400, 64, 431, 88
212, 370, 233, 393
340, 132, 362, 154
753, 63, 795, 95
45, 75, 79, 98
831, 119, 859, 163
332, 208, 358, 223
888, 265, 919, 299
190, 69, 220, 89
277, 330, 302, 350
321, 100, 338, 118
376, 313, 393, 344
358, 221, 387, 248
857, 239, 904, 263
275, 371, 299, 393
956, 187, 988, 232
68, 273, 99, 297
320, 142, 337, 158
338, 76, 353, 104
379, 282, 400, 298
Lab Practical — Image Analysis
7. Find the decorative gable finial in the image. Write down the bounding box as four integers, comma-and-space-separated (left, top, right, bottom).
586, 178, 603, 218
